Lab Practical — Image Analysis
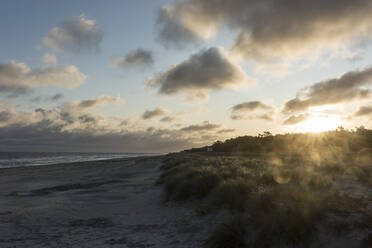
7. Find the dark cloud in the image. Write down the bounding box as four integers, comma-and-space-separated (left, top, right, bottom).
59, 111, 75, 124
0, 109, 223, 153
283, 66, 372, 113
50, 93, 63, 101
46, 96, 123, 127
0, 103, 232, 153
78, 114, 102, 124
65, 96, 122, 110
354, 105, 372, 117
180, 121, 221, 132
120, 120, 130, 126
282, 98, 311, 114
157, 0, 372, 61
147, 47, 250, 100
232, 101, 273, 112
217, 128, 235, 134
230, 101, 274, 121
42, 15, 103, 53
0, 85, 30, 97
35, 108, 46, 114
0, 124, 193, 153
159, 116, 174, 123
0, 61, 33, 95
30, 94, 63, 103
156, 6, 202, 48
283, 113, 311, 125
0, 111, 12, 123
110, 49, 153, 68
142, 107, 168, 120
0, 61, 86, 96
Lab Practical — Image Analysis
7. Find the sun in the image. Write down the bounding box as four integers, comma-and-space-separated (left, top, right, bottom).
294, 115, 343, 133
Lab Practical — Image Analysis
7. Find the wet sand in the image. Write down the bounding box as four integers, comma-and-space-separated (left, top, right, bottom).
0, 156, 218, 248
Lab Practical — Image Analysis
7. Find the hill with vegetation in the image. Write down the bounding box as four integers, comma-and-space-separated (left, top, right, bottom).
186, 126, 372, 157
158, 127, 372, 247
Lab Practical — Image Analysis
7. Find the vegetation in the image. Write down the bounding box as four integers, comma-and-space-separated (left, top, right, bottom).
185, 127, 372, 186
158, 128, 372, 247
188, 127, 371, 154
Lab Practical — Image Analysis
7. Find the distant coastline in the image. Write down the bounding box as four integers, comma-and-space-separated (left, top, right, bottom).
0, 151, 158, 169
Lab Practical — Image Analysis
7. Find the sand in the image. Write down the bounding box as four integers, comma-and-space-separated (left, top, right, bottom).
0, 156, 219, 248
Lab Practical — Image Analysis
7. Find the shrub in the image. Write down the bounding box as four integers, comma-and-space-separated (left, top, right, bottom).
206, 215, 247, 248
158, 153, 369, 247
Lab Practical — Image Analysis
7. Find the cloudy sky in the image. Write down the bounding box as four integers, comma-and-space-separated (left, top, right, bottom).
0, 0, 371, 153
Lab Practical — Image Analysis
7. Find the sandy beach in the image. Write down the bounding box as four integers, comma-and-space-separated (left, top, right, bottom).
0, 156, 218, 248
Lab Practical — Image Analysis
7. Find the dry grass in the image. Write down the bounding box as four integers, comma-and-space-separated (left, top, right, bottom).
157, 153, 370, 247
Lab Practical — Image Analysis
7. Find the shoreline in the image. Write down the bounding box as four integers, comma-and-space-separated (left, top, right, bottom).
0, 154, 163, 172
0, 153, 217, 248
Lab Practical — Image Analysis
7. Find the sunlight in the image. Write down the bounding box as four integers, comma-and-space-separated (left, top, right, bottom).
294, 115, 343, 133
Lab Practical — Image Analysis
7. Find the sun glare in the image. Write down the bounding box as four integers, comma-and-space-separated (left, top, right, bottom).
294, 115, 343, 133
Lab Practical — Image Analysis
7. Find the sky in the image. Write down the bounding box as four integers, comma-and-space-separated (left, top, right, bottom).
0, 0, 371, 153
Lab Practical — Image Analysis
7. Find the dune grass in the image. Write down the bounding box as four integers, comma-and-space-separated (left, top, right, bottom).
157, 152, 370, 247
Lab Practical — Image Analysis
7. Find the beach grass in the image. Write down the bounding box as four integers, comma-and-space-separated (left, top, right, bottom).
157, 151, 370, 247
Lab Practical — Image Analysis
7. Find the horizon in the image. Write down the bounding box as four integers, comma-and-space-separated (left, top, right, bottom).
0, 126, 368, 154
1, 0, 372, 153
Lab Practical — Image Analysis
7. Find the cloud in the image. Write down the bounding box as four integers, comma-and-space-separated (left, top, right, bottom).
180, 121, 221, 132
110, 49, 153, 68
231, 113, 274, 121
283, 66, 372, 113
217, 128, 235, 134
160, 116, 180, 123
0, 105, 228, 153
283, 113, 311, 125
77, 114, 103, 124
29, 93, 63, 103
42, 15, 103, 53
255, 114, 274, 122
0, 98, 238, 152
230, 101, 274, 121
142, 107, 168, 120
42, 53, 57, 66
157, 108, 206, 123
0, 60, 86, 96
0, 123, 193, 153
157, 0, 372, 62
231, 101, 273, 112
50, 93, 63, 101
156, 5, 204, 48
0, 110, 12, 123
354, 105, 372, 117
147, 47, 252, 100
63, 96, 122, 112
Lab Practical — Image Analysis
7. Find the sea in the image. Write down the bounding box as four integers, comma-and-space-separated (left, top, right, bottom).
0, 152, 152, 169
